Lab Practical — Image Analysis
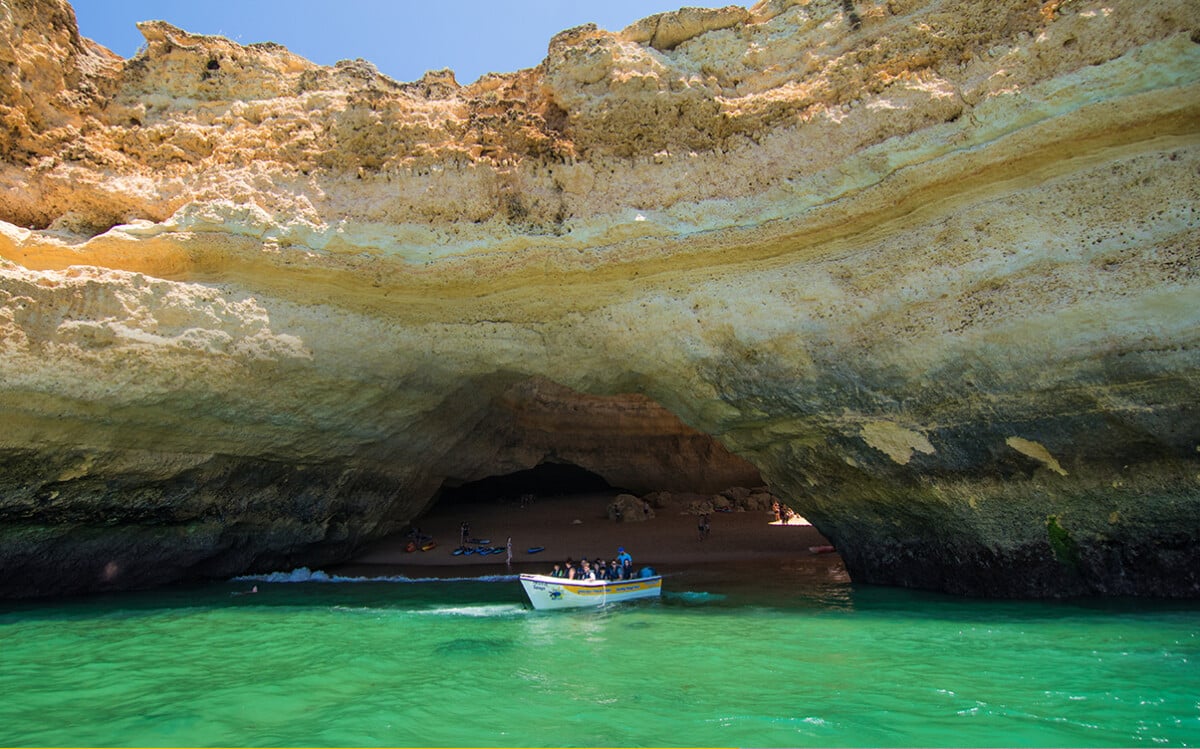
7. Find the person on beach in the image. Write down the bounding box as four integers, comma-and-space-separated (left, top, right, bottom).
698, 513, 711, 540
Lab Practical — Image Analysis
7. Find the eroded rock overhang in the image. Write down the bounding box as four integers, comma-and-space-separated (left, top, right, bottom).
0, 0, 1198, 597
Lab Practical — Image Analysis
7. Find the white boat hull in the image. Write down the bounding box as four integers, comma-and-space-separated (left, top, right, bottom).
519, 573, 662, 610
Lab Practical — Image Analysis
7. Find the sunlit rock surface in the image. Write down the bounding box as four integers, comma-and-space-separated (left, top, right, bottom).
1, 0, 1197, 598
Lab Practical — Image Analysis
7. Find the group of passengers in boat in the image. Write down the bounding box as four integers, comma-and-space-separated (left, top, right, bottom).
548, 546, 635, 580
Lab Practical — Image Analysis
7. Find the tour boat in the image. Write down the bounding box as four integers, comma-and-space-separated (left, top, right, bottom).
519, 573, 663, 610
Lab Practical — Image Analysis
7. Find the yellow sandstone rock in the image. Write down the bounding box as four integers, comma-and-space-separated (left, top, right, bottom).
1006, 436, 1068, 476
0, 0, 1197, 597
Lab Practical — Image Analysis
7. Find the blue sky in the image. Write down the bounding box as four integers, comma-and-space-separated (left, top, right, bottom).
71, 1, 729, 85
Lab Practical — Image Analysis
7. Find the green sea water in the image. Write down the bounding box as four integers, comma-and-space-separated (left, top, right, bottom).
1, 558, 1197, 747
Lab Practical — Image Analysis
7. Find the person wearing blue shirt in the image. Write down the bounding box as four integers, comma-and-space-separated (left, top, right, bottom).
616, 547, 633, 580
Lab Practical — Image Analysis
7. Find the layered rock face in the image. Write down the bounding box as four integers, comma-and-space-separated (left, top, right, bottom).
1, 0, 1197, 598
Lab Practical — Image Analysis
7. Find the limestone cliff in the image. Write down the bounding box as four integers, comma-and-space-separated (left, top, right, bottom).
1, 0, 1197, 598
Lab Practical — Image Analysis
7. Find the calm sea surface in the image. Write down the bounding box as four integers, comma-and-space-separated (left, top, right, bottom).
1, 557, 1196, 747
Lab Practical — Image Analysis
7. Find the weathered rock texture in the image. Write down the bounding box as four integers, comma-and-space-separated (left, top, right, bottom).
1, 0, 1198, 598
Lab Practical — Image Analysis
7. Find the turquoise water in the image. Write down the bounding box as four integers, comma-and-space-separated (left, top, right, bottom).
1, 558, 1197, 747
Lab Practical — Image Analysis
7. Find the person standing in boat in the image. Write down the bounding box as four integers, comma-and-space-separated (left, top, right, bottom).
617, 546, 633, 579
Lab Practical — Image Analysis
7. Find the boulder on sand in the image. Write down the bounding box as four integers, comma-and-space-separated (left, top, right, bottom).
608, 493, 654, 522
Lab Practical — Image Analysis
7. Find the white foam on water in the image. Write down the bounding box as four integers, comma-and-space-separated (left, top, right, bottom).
668, 590, 728, 603
328, 603, 530, 619
232, 567, 340, 583
232, 567, 518, 584
413, 604, 530, 618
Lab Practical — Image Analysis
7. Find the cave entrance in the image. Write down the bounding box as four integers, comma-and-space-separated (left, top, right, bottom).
400, 461, 631, 555
350, 376, 832, 568
434, 462, 624, 508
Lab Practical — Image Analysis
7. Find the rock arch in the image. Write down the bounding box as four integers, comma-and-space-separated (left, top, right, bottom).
1, 0, 1198, 598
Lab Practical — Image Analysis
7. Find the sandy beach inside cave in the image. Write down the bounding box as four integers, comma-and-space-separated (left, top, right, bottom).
335, 491, 835, 577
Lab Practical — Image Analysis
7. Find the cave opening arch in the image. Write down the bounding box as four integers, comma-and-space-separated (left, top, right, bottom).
433, 461, 627, 507
374, 376, 839, 569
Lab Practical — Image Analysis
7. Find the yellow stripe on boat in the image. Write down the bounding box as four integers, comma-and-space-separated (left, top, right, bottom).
519, 573, 663, 610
